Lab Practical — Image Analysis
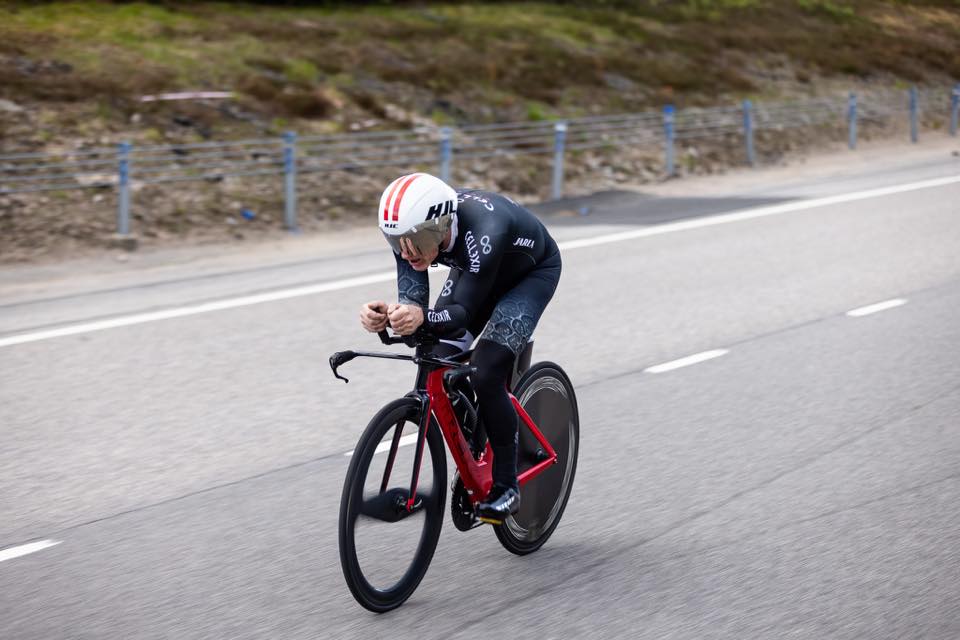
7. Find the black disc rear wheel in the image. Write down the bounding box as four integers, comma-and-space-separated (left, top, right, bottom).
338, 398, 446, 612
494, 362, 579, 555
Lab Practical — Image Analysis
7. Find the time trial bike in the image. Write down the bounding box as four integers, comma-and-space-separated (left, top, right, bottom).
330, 328, 579, 612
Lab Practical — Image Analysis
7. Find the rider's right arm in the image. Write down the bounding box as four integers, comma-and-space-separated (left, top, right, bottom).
394, 250, 429, 307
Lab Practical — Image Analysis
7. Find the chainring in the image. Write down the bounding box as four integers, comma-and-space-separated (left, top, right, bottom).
450, 475, 481, 531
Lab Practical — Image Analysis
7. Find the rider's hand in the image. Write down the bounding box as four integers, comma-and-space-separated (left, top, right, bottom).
387, 303, 424, 336
360, 301, 389, 333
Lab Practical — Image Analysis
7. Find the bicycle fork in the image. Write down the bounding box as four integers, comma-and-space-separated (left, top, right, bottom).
379, 392, 431, 513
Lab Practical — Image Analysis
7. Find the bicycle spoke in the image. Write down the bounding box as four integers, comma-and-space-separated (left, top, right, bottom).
406, 403, 431, 511
379, 420, 406, 494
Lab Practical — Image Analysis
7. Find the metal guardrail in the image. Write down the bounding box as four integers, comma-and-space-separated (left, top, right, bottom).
1, 85, 957, 237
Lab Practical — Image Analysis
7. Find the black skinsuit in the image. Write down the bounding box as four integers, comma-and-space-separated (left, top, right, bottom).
392, 189, 562, 490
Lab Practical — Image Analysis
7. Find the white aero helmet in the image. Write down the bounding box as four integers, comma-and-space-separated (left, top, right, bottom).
378, 173, 457, 254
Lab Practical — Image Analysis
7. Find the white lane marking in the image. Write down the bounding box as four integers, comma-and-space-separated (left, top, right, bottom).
846, 298, 907, 317
344, 433, 418, 457
2, 174, 957, 349
0, 272, 394, 348
644, 349, 729, 374
0, 539, 61, 562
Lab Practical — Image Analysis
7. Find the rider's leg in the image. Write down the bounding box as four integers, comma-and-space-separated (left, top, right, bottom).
471, 339, 519, 490
474, 253, 561, 522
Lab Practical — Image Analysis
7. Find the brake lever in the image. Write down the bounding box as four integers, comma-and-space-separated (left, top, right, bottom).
329, 350, 357, 383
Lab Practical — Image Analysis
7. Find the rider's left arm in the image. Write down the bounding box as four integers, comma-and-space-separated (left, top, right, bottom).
383, 251, 432, 336
394, 251, 429, 307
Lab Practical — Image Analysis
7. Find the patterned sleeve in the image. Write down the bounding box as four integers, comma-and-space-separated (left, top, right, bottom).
394, 250, 429, 307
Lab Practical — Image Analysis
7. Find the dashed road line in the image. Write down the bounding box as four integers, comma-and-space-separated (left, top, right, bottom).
846, 298, 908, 317
0, 539, 61, 563
344, 432, 418, 457
1, 175, 957, 349
644, 349, 730, 374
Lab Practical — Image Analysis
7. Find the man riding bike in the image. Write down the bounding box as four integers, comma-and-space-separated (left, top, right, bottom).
359, 173, 562, 524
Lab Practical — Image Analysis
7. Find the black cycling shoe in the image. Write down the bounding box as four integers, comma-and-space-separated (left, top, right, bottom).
476, 484, 521, 525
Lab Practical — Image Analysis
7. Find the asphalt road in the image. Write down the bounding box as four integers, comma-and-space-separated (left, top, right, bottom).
2, 143, 959, 639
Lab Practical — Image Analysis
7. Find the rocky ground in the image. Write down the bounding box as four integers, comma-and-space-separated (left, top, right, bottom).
1, 98, 946, 264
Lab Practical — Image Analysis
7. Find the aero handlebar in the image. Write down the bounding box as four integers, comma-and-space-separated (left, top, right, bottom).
329, 324, 472, 388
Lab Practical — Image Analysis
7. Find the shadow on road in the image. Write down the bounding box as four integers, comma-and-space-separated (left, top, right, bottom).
532, 190, 795, 227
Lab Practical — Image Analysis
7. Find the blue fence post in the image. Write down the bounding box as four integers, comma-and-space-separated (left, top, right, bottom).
909, 86, 918, 144
743, 100, 755, 166
116, 141, 131, 236
663, 105, 676, 176
439, 127, 452, 183
950, 83, 959, 137
283, 131, 298, 231
551, 121, 567, 200
848, 93, 858, 150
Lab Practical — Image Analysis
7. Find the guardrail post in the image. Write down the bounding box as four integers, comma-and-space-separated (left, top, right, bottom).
848, 93, 858, 150
439, 127, 452, 183
551, 121, 567, 199
950, 83, 959, 137
743, 99, 755, 167
909, 86, 918, 144
116, 141, 131, 236
283, 131, 298, 231
663, 105, 676, 176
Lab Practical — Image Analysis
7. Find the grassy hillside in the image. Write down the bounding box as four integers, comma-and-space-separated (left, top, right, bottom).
1, 0, 958, 148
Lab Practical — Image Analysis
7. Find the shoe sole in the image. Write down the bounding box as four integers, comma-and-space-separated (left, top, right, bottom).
477, 508, 519, 525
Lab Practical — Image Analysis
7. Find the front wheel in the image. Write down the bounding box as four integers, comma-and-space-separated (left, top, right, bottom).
338, 397, 447, 612
494, 362, 579, 555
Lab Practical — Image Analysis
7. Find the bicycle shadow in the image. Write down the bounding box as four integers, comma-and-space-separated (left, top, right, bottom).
406, 536, 674, 633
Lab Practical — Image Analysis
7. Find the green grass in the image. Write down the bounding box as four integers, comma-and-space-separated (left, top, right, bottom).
284, 59, 320, 86
0, 1, 957, 138
797, 0, 858, 21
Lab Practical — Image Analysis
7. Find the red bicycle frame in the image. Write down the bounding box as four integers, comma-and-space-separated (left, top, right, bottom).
407, 367, 557, 508
330, 333, 556, 514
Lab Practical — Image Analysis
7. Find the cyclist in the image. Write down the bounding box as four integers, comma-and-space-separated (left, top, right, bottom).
359, 173, 562, 524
